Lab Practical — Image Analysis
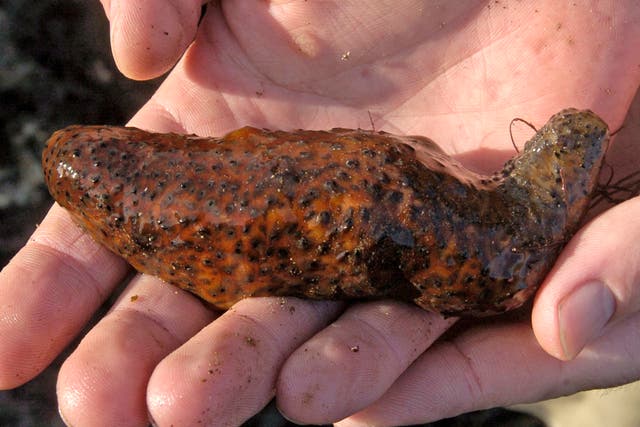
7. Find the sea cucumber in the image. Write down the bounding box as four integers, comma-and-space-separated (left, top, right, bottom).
41, 109, 609, 316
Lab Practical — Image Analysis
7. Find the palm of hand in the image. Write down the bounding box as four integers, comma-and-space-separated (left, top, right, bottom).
141, 2, 625, 154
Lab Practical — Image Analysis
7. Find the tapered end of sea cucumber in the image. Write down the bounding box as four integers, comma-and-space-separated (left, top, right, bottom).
43, 125, 115, 209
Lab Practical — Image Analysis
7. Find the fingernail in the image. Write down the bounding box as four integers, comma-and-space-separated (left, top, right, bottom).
558, 281, 615, 359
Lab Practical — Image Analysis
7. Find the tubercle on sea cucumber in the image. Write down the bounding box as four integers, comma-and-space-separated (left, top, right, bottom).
41, 109, 609, 316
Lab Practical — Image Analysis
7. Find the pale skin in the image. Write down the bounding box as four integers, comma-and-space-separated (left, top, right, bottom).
1, 1, 640, 426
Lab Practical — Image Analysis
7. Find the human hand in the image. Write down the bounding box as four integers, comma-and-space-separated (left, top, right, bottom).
1, 1, 639, 426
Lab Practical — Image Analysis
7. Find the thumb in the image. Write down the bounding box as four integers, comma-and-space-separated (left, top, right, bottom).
532, 197, 640, 360
100, 0, 203, 80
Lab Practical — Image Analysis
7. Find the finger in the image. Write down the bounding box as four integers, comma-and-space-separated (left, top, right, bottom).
0, 204, 128, 389
532, 196, 640, 360
57, 274, 214, 427
336, 316, 640, 427
146, 297, 343, 427
101, 0, 203, 80
276, 301, 455, 425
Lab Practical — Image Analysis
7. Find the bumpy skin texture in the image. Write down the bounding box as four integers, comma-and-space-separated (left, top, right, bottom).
42, 109, 609, 316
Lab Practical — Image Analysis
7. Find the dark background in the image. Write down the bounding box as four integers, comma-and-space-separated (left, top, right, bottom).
0, 1, 544, 425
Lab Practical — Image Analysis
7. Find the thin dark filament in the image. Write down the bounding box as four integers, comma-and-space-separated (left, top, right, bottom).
509, 118, 538, 154
590, 166, 640, 209
367, 111, 376, 132
524, 238, 567, 252
610, 125, 624, 137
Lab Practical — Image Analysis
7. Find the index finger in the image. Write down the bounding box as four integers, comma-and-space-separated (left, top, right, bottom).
0, 204, 128, 389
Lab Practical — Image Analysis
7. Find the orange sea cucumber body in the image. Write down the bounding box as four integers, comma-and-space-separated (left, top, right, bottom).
42, 109, 609, 316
